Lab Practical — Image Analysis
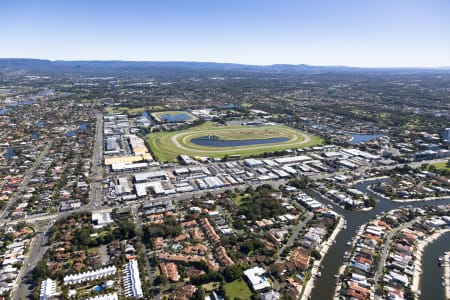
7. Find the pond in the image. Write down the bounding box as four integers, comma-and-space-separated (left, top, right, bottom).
92, 285, 103, 292
4, 148, 16, 159
36, 121, 46, 127
65, 130, 76, 137
161, 113, 192, 123
191, 135, 289, 147
348, 133, 382, 144
79, 123, 88, 130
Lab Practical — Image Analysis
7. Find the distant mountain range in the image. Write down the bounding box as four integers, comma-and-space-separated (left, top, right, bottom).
0, 58, 448, 76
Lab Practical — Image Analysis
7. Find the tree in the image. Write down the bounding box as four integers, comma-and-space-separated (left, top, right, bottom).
33, 259, 50, 281
222, 265, 243, 282
311, 249, 322, 260
192, 287, 206, 300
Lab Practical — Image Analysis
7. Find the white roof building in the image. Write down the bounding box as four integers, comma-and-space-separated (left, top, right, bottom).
244, 158, 264, 167
92, 212, 114, 228
244, 266, 271, 291
122, 259, 143, 299
135, 181, 165, 197
87, 293, 119, 300
63, 266, 116, 285
40, 278, 57, 300
274, 155, 311, 164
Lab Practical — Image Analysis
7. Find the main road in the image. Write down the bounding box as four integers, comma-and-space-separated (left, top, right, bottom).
13, 222, 52, 300
87, 112, 104, 209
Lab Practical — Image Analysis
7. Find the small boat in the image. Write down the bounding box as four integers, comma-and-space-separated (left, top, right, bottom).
316, 272, 322, 278
334, 274, 339, 278
438, 256, 443, 262
346, 241, 352, 246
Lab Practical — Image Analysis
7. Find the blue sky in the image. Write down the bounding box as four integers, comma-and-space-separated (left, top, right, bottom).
0, 0, 449, 67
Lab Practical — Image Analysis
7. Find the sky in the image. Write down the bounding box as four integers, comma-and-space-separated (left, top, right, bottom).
0, 0, 449, 67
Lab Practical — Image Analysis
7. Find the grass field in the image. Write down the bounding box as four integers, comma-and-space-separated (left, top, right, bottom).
146, 122, 322, 161
224, 279, 252, 300
202, 282, 221, 292
431, 162, 450, 171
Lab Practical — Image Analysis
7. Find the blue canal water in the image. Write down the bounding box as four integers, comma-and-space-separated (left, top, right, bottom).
36, 121, 46, 127
348, 133, 382, 144
420, 232, 450, 300
79, 123, 88, 130
65, 130, 76, 137
191, 136, 289, 147
4, 148, 16, 159
161, 113, 191, 122
0, 100, 36, 115
310, 178, 450, 300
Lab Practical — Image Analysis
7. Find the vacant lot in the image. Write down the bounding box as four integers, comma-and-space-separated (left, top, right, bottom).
224, 278, 253, 300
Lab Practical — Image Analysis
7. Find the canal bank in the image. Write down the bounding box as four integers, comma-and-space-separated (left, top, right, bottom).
419, 232, 450, 300
308, 178, 450, 300
443, 251, 450, 300
300, 215, 346, 300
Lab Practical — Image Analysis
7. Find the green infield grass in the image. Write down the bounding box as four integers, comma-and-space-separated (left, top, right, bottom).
146, 122, 322, 162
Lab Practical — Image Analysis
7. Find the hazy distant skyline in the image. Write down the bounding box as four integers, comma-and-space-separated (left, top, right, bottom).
1, 0, 450, 67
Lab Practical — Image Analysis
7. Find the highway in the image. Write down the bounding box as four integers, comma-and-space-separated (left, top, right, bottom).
87, 112, 104, 209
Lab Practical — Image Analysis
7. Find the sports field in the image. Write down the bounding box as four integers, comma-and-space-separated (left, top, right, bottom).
146, 122, 322, 162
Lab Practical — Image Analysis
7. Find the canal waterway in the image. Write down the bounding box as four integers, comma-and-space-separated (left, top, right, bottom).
348, 133, 383, 144
309, 179, 450, 300
0, 100, 36, 115
420, 232, 450, 300
3, 148, 16, 159
191, 136, 289, 147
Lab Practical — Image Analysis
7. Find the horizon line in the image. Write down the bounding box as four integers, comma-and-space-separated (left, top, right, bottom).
1, 57, 450, 70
